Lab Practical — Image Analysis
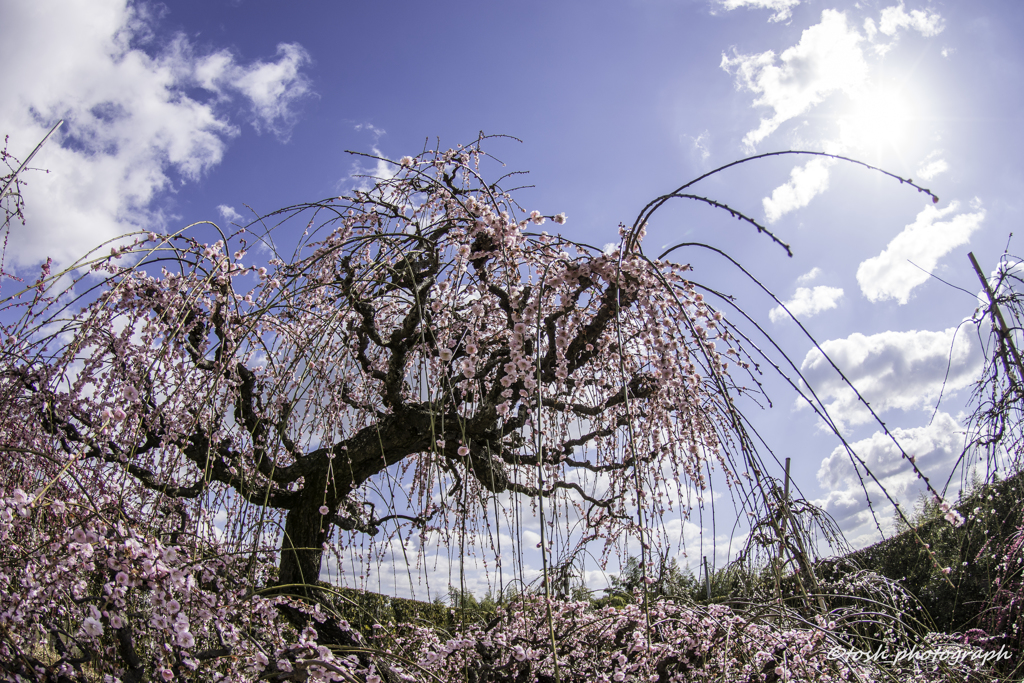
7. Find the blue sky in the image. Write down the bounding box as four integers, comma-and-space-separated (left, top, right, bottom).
3, 0, 1023, 594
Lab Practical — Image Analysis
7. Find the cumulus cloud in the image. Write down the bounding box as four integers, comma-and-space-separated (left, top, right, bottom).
815, 412, 965, 538
916, 151, 949, 181
818, 412, 963, 494
863, 4, 944, 57
770, 285, 844, 323
857, 201, 986, 304
721, 10, 868, 150
763, 156, 836, 222
716, 0, 801, 23
879, 3, 945, 37
800, 327, 983, 429
0, 0, 312, 269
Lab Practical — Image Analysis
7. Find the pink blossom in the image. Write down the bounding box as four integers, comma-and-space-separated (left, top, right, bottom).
82, 616, 103, 637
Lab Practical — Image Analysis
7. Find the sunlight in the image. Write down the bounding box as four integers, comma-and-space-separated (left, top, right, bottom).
839, 86, 919, 154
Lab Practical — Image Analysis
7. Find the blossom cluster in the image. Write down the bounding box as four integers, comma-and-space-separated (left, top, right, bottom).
0, 486, 356, 682
363, 595, 996, 683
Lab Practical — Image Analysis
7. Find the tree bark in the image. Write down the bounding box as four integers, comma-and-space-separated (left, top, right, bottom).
277, 500, 330, 595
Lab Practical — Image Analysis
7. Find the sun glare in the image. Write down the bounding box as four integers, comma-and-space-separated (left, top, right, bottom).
840, 87, 919, 155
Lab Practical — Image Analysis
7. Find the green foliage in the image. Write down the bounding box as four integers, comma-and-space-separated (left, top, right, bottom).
820, 469, 1024, 636
446, 585, 500, 626
593, 554, 756, 608
315, 584, 454, 637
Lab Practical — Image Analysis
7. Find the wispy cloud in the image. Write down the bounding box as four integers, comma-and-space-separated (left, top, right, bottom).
721, 9, 868, 150
355, 123, 387, 139
689, 130, 711, 161
716, 0, 801, 23
916, 151, 949, 181
769, 285, 844, 323
857, 201, 985, 304
0, 0, 312, 269
763, 156, 836, 223
342, 147, 402, 193
797, 266, 821, 284
217, 205, 243, 223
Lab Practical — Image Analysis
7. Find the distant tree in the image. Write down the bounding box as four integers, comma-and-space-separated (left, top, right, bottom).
601, 554, 699, 605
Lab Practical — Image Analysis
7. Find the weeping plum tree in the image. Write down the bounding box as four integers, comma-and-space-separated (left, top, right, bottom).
3, 140, 775, 599
5, 139, 997, 682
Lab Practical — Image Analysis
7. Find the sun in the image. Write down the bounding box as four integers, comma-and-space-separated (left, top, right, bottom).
839, 86, 919, 155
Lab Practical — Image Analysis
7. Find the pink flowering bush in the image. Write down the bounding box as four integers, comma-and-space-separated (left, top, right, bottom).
977, 522, 1024, 664
360, 594, 999, 683
0, 485, 367, 682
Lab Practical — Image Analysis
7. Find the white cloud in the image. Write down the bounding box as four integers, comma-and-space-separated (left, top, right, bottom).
879, 3, 944, 37
863, 18, 878, 42
815, 412, 965, 538
354, 123, 387, 139
797, 266, 822, 284
716, 0, 801, 23
818, 412, 963, 494
862, 5, 943, 58
763, 156, 836, 222
799, 327, 983, 428
916, 152, 949, 181
857, 201, 986, 304
0, 0, 311, 269
197, 43, 311, 139
721, 10, 868, 150
770, 285, 844, 323
342, 146, 403, 193
689, 130, 711, 161
217, 205, 243, 223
